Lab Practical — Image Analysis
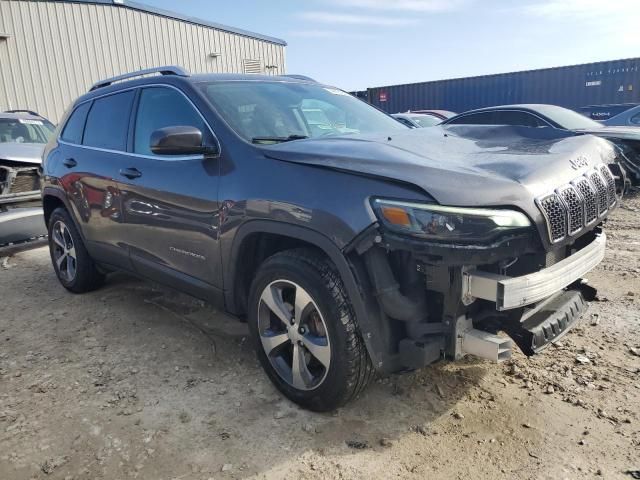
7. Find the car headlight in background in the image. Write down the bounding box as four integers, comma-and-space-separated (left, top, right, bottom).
372, 199, 531, 242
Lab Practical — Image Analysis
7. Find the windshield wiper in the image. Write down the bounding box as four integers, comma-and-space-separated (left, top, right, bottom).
251, 134, 309, 144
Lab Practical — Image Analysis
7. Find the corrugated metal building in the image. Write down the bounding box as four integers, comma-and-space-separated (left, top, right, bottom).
0, 0, 287, 121
364, 58, 640, 115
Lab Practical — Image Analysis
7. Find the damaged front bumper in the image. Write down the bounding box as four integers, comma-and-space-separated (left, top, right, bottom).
0, 206, 47, 253
354, 225, 607, 372
462, 232, 606, 310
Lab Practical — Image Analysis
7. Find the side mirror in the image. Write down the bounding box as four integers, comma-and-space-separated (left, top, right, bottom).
150, 126, 218, 156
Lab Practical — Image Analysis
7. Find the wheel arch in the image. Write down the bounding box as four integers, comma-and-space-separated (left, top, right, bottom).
225, 220, 388, 370
42, 187, 86, 241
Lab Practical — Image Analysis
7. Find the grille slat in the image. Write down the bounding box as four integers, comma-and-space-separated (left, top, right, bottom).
538, 165, 617, 243
558, 186, 584, 235
539, 194, 567, 242
575, 178, 598, 224
598, 165, 617, 207
589, 171, 609, 216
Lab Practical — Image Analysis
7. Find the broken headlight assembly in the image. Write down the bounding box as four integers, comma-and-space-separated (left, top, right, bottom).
372, 199, 532, 242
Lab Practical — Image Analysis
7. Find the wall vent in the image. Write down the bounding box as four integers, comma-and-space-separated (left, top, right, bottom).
243, 59, 262, 74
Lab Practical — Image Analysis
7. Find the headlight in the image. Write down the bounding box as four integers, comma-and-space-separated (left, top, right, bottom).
372, 199, 531, 242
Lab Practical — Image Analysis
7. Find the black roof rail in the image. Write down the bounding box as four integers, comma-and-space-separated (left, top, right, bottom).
90, 65, 190, 91
4, 109, 41, 117
282, 74, 317, 82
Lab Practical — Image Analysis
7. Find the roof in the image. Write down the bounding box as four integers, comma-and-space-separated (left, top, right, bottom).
0, 111, 48, 121
53, 0, 287, 46
76, 71, 325, 104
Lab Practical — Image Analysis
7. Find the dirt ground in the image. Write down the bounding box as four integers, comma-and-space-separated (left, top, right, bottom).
1, 194, 639, 480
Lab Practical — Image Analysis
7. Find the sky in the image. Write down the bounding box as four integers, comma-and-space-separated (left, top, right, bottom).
140, 0, 639, 91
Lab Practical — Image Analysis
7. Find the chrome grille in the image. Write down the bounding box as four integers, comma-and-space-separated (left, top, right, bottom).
558, 186, 584, 235
537, 165, 617, 243
597, 164, 617, 207
589, 171, 609, 215
538, 194, 567, 242
574, 178, 598, 224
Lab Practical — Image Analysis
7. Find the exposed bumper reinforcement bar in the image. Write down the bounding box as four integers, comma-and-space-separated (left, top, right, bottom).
463, 233, 606, 311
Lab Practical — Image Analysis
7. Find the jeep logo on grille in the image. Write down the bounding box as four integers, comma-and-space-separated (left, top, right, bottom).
570, 156, 589, 170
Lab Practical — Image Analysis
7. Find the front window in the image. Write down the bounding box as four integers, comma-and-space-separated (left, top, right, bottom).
534, 105, 603, 130
199, 80, 405, 144
0, 118, 55, 144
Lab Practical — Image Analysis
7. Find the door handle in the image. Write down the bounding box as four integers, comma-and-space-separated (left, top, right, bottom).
63, 158, 77, 168
119, 167, 142, 179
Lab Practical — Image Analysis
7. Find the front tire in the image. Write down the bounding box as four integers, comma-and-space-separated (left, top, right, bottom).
48, 208, 104, 293
248, 248, 373, 411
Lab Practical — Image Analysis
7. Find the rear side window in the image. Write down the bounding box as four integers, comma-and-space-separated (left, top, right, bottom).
631, 113, 640, 125
61, 102, 91, 144
492, 111, 547, 127
83, 90, 135, 151
133, 87, 207, 156
447, 112, 496, 125
447, 111, 547, 127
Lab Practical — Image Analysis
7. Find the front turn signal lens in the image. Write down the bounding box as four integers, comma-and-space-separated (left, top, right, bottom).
380, 206, 411, 227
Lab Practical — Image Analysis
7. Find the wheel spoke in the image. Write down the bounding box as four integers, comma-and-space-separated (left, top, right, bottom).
260, 285, 291, 326
56, 253, 67, 270
66, 256, 76, 280
52, 228, 65, 249
291, 343, 313, 389
293, 287, 313, 325
301, 334, 331, 368
260, 331, 289, 356
67, 246, 76, 260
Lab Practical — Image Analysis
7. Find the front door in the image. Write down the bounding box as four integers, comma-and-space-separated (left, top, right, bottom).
115, 86, 222, 301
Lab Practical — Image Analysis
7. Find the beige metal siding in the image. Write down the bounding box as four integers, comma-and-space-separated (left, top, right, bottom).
0, 0, 286, 122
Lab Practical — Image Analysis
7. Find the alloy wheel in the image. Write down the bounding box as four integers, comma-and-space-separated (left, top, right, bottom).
257, 280, 331, 391
51, 220, 77, 282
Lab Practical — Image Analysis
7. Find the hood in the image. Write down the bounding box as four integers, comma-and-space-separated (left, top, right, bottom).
0, 143, 44, 164
262, 125, 616, 225
576, 125, 640, 141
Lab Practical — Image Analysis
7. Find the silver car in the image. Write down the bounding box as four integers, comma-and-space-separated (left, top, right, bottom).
0, 110, 55, 250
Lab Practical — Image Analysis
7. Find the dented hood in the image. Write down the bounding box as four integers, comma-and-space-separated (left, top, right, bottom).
262, 125, 616, 223
0, 143, 44, 165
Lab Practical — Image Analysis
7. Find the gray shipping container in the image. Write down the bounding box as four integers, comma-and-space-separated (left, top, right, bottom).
366, 58, 640, 114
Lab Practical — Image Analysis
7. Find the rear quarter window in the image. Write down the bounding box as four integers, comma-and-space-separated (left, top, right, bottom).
83, 90, 135, 151
61, 102, 91, 144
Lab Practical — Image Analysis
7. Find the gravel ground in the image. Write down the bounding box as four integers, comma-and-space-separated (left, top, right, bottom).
1, 193, 639, 480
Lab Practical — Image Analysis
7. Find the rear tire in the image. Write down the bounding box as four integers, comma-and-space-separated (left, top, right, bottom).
248, 248, 374, 411
48, 207, 104, 293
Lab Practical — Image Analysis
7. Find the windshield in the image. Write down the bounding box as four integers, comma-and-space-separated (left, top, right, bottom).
200, 80, 405, 143
534, 105, 603, 130
411, 115, 440, 127
0, 118, 55, 144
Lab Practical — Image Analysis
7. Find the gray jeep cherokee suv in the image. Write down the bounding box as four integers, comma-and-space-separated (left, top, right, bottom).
42, 66, 622, 411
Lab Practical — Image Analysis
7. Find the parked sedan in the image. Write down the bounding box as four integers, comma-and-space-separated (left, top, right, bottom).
604, 104, 640, 127
442, 104, 640, 185
410, 109, 457, 120
0, 110, 55, 250
391, 112, 441, 128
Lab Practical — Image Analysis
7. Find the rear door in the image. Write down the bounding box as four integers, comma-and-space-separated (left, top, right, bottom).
56, 90, 136, 270
115, 85, 222, 299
